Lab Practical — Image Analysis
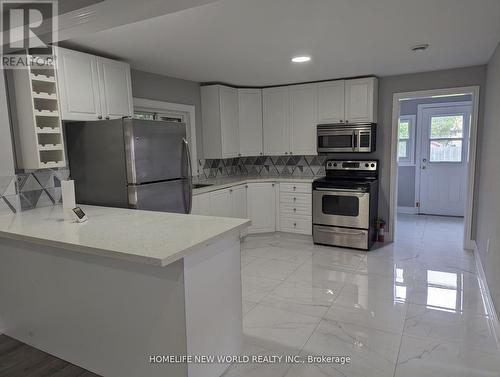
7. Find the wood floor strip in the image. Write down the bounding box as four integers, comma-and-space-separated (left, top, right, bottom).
0, 335, 100, 377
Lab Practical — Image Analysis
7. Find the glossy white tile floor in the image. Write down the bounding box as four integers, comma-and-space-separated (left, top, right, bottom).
225, 214, 500, 377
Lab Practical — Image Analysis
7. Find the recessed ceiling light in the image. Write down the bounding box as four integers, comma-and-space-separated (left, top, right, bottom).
291, 56, 311, 63
411, 44, 429, 52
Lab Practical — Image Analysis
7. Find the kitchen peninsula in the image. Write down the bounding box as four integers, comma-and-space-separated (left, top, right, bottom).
0, 205, 250, 377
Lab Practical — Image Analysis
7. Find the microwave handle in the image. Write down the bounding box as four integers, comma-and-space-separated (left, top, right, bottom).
353, 130, 357, 152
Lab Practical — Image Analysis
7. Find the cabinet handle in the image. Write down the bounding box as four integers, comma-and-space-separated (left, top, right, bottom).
260, 152, 263, 155
229, 189, 233, 193
285, 152, 288, 155
340, 120, 344, 123
294, 223, 297, 227
345, 120, 349, 123
245, 185, 248, 189
293, 208, 296, 212
293, 186, 296, 190
272, 184, 275, 187
293, 197, 296, 201
98, 115, 102, 119
238, 153, 242, 157
106, 116, 110, 120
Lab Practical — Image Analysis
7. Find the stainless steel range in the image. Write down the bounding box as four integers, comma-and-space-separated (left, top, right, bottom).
312, 160, 379, 250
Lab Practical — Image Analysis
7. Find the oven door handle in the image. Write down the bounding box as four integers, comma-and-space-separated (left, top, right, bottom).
315, 188, 368, 196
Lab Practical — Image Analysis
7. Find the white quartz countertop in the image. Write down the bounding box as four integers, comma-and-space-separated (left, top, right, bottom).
0, 205, 250, 267
194, 175, 320, 195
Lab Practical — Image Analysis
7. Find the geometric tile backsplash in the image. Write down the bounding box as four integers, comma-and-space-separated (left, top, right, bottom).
198, 155, 327, 180
0, 168, 70, 215
0, 156, 326, 215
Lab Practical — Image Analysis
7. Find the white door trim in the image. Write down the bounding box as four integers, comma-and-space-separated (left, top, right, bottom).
389, 87, 480, 250
133, 97, 198, 176
415, 101, 472, 215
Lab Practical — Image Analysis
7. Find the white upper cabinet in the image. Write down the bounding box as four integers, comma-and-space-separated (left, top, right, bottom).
57, 47, 133, 121
317, 80, 345, 124
290, 83, 317, 155
97, 57, 133, 119
238, 88, 263, 156
318, 77, 378, 124
263, 84, 317, 156
263, 87, 290, 155
201, 85, 240, 159
57, 48, 102, 121
344, 77, 378, 124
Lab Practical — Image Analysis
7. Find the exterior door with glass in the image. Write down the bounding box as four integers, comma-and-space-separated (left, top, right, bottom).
418, 105, 471, 216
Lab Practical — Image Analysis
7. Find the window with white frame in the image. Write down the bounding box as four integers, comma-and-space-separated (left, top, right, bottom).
398, 115, 416, 165
428, 114, 464, 163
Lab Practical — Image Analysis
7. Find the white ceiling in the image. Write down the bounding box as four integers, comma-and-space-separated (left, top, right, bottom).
66, 0, 500, 86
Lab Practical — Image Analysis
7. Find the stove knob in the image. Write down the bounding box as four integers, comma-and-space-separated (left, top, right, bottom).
365, 163, 369, 168
333, 163, 338, 167
371, 163, 375, 168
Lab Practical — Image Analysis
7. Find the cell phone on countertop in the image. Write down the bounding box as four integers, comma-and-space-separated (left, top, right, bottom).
72, 207, 88, 223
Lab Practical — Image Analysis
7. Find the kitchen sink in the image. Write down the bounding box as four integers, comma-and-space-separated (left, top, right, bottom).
193, 183, 214, 189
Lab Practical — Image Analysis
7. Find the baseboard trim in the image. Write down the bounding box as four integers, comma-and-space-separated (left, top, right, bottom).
397, 206, 418, 214
473, 241, 500, 346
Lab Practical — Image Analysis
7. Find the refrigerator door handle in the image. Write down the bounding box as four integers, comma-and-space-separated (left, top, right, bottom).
182, 138, 193, 214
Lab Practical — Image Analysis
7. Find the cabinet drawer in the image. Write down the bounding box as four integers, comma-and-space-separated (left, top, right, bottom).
280, 182, 311, 194
280, 203, 311, 216
280, 192, 312, 206
279, 216, 312, 235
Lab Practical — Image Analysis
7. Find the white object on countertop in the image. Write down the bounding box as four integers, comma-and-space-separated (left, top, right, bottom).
61, 180, 76, 221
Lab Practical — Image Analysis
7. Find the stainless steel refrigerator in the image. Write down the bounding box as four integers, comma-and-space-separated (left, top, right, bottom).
65, 118, 193, 214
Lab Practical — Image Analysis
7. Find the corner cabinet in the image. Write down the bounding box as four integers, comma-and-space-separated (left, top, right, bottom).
318, 77, 378, 124
290, 84, 317, 155
56, 47, 133, 121
238, 88, 263, 156
201, 85, 240, 159
262, 87, 290, 156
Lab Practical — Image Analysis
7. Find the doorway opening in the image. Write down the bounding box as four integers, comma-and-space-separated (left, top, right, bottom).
389, 87, 480, 250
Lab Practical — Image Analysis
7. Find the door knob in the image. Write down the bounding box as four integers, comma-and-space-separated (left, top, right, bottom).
422, 158, 427, 162
422, 166, 426, 170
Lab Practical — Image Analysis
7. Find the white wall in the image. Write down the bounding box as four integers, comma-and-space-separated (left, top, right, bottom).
475, 41, 500, 317
0, 71, 15, 180
130, 69, 203, 159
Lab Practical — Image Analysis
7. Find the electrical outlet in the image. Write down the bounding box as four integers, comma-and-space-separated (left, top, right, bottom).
486, 238, 491, 253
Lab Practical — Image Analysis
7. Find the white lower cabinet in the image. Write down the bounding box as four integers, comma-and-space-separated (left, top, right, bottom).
231, 185, 247, 219
191, 193, 211, 215
193, 181, 312, 236
246, 182, 277, 234
209, 189, 233, 217
278, 183, 312, 235
193, 185, 247, 218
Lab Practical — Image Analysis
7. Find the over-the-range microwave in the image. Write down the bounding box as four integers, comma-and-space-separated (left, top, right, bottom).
317, 123, 376, 153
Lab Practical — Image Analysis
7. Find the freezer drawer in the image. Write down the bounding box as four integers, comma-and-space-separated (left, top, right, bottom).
128, 179, 190, 214
313, 225, 369, 250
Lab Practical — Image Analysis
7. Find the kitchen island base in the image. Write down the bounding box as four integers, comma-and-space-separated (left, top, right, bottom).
0, 232, 242, 377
